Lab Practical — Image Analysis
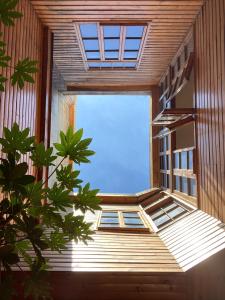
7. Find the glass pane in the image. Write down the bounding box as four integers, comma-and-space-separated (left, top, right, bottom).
166, 174, 170, 189
190, 178, 196, 196
88, 62, 102, 68
104, 39, 120, 50
125, 39, 141, 51
188, 150, 193, 170
124, 51, 139, 59
123, 62, 137, 68
154, 214, 170, 227
101, 62, 113, 68
167, 206, 185, 219
124, 218, 143, 225
112, 62, 136, 68
105, 51, 119, 60
104, 26, 120, 38
86, 51, 100, 60
123, 212, 139, 218
125, 224, 145, 228
80, 24, 98, 38
83, 39, 99, 51
175, 176, 180, 191
163, 202, 178, 212
101, 217, 119, 224
174, 152, 180, 168
101, 212, 118, 217
126, 26, 144, 38
99, 223, 119, 228
181, 177, 188, 193
181, 151, 188, 169
150, 209, 164, 220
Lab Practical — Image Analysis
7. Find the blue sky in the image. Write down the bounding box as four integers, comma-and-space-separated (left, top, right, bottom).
75, 95, 150, 194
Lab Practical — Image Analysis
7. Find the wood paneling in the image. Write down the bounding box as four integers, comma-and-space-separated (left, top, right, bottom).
195, 0, 225, 222
30, 0, 203, 88
14, 271, 188, 300
187, 248, 225, 300
159, 210, 225, 271
0, 0, 43, 174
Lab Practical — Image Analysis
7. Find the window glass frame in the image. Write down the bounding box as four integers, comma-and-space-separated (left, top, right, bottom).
74, 22, 150, 70
97, 209, 150, 232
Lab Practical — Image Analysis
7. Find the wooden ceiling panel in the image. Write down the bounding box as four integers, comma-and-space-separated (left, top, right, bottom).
30, 0, 204, 89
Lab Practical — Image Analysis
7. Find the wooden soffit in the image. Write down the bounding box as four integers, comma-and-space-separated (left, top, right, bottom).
30, 1, 204, 88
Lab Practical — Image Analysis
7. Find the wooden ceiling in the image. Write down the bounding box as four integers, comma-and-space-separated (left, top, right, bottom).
30, 0, 204, 91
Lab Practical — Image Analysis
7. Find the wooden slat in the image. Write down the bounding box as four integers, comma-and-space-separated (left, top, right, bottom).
195, 0, 225, 222
29, 0, 203, 88
0, 0, 43, 176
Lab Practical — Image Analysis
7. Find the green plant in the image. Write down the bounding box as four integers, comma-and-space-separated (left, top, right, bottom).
0, 123, 101, 299
0, 0, 38, 91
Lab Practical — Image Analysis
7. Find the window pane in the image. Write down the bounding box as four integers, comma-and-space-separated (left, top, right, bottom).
80, 24, 98, 38
163, 202, 178, 212
99, 223, 119, 227
150, 209, 164, 220
123, 62, 137, 68
104, 39, 120, 50
123, 212, 139, 218
83, 39, 99, 51
101, 62, 113, 68
126, 26, 144, 38
181, 177, 188, 193
125, 39, 141, 51
174, 152, 180, 168
188, 150, 193, 170
88, 62, 102, 68
124, 51, 139, 59
125, 224, 145, 228
167, 206, 185, 219
105, 51, 119, 60
101, 217, 119, 224
190, 178, 196, 196
101, 212, 118, 217
154, 214, 170, 227
166, 174, 170, 189
175, 176, 180, 191
181, 151, 188, 169
124, 218, 143, 225
86, 51, 100, 60
104, 26, 120, 38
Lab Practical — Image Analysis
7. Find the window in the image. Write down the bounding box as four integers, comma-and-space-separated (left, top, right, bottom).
75, 22, 150, 70
149, 200, 190, 229
173, 147, 197, 197
98, 210, 149, 232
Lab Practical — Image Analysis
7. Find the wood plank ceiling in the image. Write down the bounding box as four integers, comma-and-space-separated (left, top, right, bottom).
30, 0, 204, 90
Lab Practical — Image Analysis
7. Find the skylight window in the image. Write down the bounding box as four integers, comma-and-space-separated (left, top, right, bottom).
75, 22, 150, 70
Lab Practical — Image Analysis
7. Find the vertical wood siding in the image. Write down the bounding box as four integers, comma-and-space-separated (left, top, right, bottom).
195, 0, 225, 221
0, 0, 43, 174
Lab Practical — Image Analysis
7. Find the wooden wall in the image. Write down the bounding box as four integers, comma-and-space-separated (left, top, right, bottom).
159, 210, 225, 271
195, 0, 225, 221
0, 0, 43, 173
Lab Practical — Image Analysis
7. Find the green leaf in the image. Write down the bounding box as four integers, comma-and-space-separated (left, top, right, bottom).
11, 58, 38, 89
0, 123, 35, 157
47, 184, 72, 212
30, 143, 57, 168
74, 183, 101, 213
56, 164, 82, 190
0, 74, 7, 91
0, 0, 23, 26
46, 230, 67, 252
54, 127, 95, 164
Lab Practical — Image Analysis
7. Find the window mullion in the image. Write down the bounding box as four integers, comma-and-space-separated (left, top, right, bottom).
118, 211, 125, 228
98, 23, 105, 61
119, 26, 126, 61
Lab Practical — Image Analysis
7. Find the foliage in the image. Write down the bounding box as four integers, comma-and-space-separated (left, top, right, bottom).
0, 0, 38, 91
0, 124, 101, 299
